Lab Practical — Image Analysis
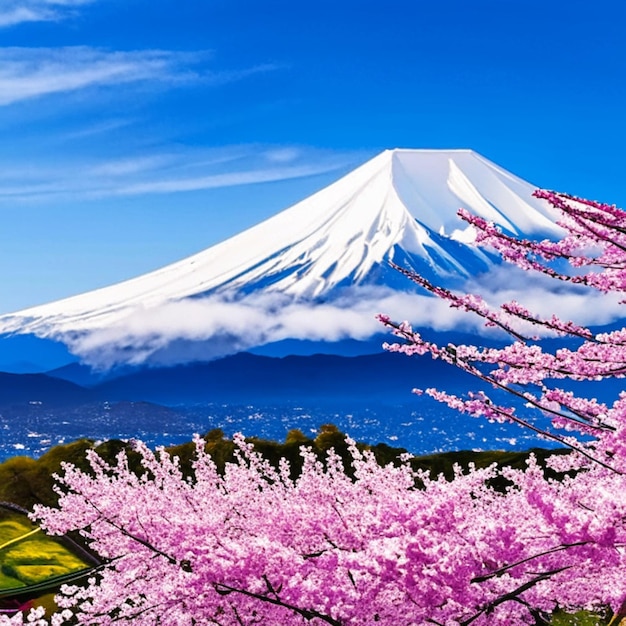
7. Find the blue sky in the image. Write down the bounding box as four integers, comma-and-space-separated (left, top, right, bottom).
0, 0, 624, 314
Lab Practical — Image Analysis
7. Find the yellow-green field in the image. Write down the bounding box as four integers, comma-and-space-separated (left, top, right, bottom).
0, 510, 91, 592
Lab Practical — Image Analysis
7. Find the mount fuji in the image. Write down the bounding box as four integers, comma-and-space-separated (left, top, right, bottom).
0, 149, 564, 370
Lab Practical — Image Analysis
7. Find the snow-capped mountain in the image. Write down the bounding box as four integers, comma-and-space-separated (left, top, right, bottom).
0, 149, 563, 367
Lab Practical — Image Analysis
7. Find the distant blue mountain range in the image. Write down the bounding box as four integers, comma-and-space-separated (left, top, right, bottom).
0, 348, 565, 461
1, 350, 468, 407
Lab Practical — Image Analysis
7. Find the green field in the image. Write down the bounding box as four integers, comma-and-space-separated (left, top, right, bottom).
0, 509, 92, 595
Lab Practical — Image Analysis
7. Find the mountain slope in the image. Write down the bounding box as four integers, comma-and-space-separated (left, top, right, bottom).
0, 150, 558, 331
0, 149, 563, 367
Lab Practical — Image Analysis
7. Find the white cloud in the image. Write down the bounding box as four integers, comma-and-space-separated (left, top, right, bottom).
0, 7, 43, 27
465, 264, 626, 328
0, 47, 212, 105
60, 118, 134, 139
263, 147, 302, 164
0, 144, 357, 203
87, 155, 176, 177
115, 162, 350, 196
0, 0, 94, 27
61, 289, 462, 368
0, 46, 303, 202
41, 0, 93, 5
0, 46, 279, 107
50, 271, 626, 370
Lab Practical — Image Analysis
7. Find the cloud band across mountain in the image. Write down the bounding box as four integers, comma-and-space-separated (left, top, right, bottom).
39, 280, 626, 369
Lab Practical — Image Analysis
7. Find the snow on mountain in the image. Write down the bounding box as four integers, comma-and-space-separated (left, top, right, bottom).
0, 149, 567, 367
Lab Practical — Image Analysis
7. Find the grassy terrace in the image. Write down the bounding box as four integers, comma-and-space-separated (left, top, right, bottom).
0, 505, 96, 614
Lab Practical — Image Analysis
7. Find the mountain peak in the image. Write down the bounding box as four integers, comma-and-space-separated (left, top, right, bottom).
389, 147, 475, 154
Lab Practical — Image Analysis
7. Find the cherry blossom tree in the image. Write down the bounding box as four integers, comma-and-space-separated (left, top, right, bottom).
380, 191, 626, 470
4, 191, 626, 625
378, 190, 626, 622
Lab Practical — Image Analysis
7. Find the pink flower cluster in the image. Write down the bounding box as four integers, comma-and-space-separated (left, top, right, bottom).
5, 435, 626, 625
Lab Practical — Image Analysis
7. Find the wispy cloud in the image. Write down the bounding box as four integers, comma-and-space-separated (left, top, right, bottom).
0, 144, 358, 203
0, 47, 215, 105
60, 118, 135, 140
0, 0, 94, 27
88, 155, 176, 177
0, 46, 278, 107
264, 147, 302, 164
115, 162, 349, 196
